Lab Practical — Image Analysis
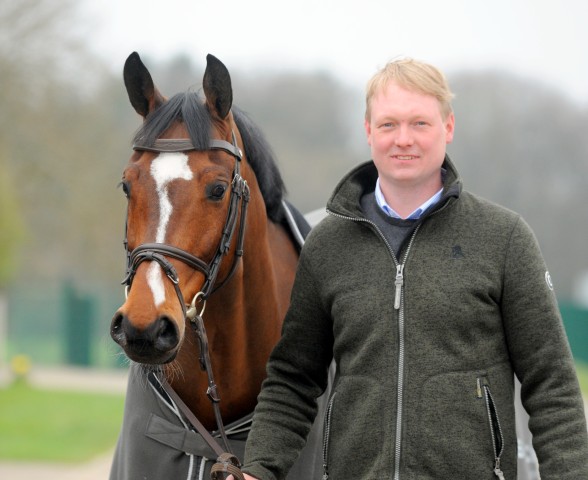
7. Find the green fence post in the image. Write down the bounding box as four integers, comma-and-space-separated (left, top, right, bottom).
63, 282, 95, 366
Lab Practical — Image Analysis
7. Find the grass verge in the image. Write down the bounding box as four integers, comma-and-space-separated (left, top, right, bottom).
0, 380, 124, 463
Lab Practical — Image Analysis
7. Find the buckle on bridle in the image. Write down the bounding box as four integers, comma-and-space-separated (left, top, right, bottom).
155, 254, 180, 285
231, 174, 248, 196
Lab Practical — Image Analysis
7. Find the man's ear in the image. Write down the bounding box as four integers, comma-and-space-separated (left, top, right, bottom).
444, 112, 455, 144
364, 118, 373, 146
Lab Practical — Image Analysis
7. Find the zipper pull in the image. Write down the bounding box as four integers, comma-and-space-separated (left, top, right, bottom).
494, 458, 506, 480
476, 378, 483, 398
394, 264, 404, 310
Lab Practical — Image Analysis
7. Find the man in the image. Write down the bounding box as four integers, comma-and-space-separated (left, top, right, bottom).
235, 58, 588, 479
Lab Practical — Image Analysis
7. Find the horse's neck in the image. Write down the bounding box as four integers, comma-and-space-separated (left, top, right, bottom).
169, 217, 298, 429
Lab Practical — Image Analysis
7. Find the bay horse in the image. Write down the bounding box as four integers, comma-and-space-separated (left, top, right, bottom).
109, 52, 326, 479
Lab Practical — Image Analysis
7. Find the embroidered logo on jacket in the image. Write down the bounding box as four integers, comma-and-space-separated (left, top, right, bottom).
451, 245, 464, 259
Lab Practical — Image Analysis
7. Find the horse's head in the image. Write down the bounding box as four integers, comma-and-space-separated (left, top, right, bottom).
111, 52, 258, 364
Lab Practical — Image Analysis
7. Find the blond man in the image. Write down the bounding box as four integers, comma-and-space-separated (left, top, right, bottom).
236, 58, 588, 480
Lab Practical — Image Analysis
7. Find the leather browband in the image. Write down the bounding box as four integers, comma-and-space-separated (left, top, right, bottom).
133, 137, 242, 161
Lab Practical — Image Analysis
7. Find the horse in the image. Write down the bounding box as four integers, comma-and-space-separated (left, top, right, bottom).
109, 52, 327, 480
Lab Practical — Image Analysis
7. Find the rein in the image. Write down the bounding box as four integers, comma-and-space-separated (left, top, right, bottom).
121, 130, 249, 480
158, 375, 245, 480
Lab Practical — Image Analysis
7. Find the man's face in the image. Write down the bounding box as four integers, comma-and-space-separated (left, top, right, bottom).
365, 82, 455, 193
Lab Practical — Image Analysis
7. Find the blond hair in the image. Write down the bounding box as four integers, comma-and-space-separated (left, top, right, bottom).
365, 57, 455, 120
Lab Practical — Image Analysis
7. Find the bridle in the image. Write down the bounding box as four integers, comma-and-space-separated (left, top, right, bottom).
119, 130, 250, 476
121, 131, 250, 308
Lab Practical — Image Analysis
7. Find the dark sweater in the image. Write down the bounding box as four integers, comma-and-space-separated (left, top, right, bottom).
360, 191, 417, 257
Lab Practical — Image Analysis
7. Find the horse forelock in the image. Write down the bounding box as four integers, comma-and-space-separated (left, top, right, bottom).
132, 93, 285, 223
132, 92, 211, 150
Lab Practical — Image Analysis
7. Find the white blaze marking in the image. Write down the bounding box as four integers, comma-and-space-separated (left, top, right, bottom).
147, 263, 166, 306
146, 153, 193, 306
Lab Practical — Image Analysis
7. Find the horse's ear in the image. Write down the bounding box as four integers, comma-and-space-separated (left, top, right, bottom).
123, 52, 165, 118
203, 54, 233, 120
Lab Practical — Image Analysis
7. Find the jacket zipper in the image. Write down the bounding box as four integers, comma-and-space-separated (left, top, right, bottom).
322, 392, 337, 480
391, 227, 419, 480
326, 209, 419, 480
477, 378, 506, 479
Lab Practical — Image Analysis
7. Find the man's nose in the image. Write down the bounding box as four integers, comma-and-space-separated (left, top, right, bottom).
394, 125, 414, 147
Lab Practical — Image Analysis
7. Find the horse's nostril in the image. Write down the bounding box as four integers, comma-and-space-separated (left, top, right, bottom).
110, 312, 126, 346
153, 315, 179, 352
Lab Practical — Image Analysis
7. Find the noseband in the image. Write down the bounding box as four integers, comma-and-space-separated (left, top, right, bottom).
121, 131, 251, 311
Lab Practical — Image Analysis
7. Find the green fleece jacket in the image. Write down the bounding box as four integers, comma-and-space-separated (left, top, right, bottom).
243, 157, 588, 479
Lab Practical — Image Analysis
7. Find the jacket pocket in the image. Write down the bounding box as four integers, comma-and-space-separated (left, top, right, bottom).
414, 369, 515, 478
319, 376, 391, 479
478, 377, 506, 479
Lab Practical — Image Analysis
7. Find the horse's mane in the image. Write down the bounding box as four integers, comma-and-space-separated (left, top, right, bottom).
132, 92, 286, 222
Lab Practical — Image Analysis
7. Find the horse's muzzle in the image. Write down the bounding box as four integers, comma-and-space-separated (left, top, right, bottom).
111, 311, 180, 364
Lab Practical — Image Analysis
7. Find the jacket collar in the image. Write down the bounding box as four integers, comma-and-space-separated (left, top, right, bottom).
327, 154, 462, 219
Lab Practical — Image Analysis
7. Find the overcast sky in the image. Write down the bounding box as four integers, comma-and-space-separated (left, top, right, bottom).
82, 0, 588, 104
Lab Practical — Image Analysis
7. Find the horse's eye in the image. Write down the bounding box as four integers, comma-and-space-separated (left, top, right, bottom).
208, 183, 227, 200
120, 181, 130, 199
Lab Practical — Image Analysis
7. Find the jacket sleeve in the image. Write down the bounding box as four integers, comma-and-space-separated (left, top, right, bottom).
242, 247, 334, 480
501, 217, 588, 479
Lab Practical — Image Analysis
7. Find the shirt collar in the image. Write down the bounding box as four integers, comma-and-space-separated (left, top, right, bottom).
375, 170, 445, 220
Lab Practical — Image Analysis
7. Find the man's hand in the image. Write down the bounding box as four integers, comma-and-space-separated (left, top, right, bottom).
226, 475, 258, 480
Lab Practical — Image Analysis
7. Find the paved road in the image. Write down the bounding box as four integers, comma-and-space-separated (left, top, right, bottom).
0, 451, 114, 480
0, 365, 129, 394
